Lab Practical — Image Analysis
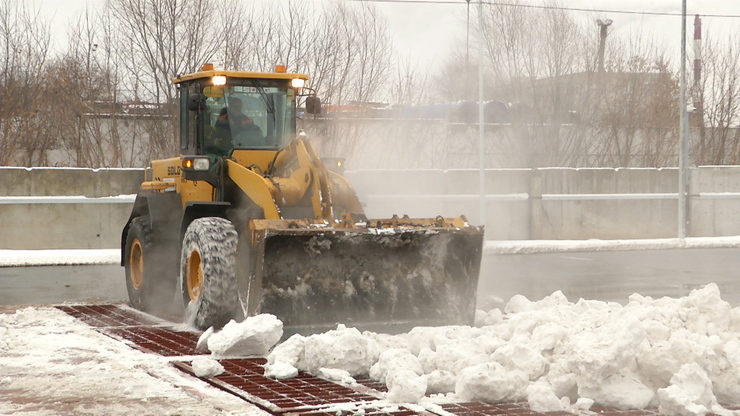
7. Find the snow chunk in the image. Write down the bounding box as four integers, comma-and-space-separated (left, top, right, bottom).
303, 325, 377, 376
657, 363, 733, 416
196, 326, 214, 352
207, 314, 283, 357
526, 380, 566, 412
266, 333, 306, 369
505, 294, 535, 313
264, 361, 298, 380
578, 373, 654, 410
191, 357, 224, 378
369, 348, 422, 381
455, 362, 528, 402
386, 368, 427, 403
317, 368, 356, 385
426, 370, 456, 395
370, 348, 427, 402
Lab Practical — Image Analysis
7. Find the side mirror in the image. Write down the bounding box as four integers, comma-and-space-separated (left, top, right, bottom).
305, 96, 322, 115
187, 93, 206, 111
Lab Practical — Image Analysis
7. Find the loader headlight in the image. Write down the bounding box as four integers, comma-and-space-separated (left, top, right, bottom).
291, 78, 305, 89
322, 157, 345, 173
182, 157, 210, 171
212, 75, 227, 86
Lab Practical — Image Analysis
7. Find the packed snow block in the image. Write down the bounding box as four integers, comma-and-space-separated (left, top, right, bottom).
207, 314, 283, 357
191, 357, 224, 378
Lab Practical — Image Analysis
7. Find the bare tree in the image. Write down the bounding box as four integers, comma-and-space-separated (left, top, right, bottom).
693, 32, 740, 165
0, 0, 51, 166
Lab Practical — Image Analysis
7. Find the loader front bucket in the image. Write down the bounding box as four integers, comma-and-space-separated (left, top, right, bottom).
241, 218, 484, 335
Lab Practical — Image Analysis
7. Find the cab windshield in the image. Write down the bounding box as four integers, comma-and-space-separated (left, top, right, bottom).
202, 81, 296, 154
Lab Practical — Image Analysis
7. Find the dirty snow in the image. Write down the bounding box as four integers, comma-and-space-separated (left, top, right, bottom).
266, 283, 740, 415
0, 306, 268, 416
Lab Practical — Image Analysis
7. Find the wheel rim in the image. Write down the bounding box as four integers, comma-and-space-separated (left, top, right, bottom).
186, 250, 203, 301
129, 238, 144, 290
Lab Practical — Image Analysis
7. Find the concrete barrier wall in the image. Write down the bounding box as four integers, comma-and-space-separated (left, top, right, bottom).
0, 168, 144, 249
2, 166, 740, 249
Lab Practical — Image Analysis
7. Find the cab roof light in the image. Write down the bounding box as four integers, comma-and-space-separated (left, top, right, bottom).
275, 64, 286, 73
291, 78, 305, 89
202, 63, 214, 71
212, 75, 226, 86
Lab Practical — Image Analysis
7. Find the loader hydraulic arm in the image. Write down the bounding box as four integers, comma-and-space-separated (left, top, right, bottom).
226, 136, 358, 222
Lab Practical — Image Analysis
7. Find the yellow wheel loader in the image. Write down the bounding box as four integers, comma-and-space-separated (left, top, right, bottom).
121, 64, 484, 333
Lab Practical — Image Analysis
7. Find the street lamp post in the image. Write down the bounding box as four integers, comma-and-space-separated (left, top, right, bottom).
478, 0, 485, 232
678, 0, 690, 238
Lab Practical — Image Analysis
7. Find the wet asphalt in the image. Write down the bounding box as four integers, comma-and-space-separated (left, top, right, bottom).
1, 247, 738, 311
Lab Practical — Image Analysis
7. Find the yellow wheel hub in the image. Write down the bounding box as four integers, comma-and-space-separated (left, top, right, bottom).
129, 238, 144, 290
186, 250, 203, 301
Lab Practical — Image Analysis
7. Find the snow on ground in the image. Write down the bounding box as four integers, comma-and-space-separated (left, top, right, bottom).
2, 235, 740, 266
0, 249, 119, 267
263, 283, 740, 416
0, 307, 268, 416
485, 236, 740, 254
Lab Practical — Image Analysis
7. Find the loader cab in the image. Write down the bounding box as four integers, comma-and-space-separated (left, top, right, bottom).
174, 67, 310, 159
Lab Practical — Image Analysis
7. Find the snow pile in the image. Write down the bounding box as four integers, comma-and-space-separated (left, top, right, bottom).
202, 314, 283, 357
266, 283, 740, 414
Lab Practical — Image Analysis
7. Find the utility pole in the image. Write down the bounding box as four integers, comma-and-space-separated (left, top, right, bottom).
478, 0, 486, 232
678, 0, 690, 238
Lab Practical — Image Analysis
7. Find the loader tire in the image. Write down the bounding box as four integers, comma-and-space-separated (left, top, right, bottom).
180, 217, 240, 330
124, 216, 155, 310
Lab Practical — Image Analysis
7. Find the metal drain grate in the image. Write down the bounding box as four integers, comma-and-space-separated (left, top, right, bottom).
295, 408, 423, 415
104, 326, 203, 356
56, 304, 158, 327
439, 402, 572, 416
175, 359, 383, 414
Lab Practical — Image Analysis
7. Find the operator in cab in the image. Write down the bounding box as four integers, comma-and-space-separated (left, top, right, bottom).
208, 96, 264, 154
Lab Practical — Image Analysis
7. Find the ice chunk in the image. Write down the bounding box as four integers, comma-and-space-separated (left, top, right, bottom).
207, 314, 283, 357
191, 357, 224, 378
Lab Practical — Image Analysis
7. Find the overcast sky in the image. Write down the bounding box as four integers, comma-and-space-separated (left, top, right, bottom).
40, 0, 740, 70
